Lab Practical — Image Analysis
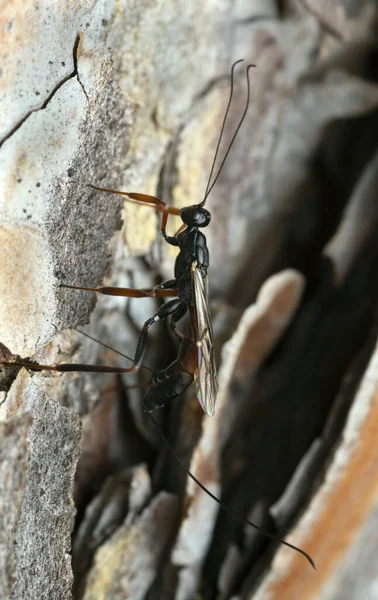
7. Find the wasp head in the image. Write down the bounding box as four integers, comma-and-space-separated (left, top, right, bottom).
180, 205, 211, 228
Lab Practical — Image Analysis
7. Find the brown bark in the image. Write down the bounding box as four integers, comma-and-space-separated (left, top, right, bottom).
1, 1, 378, 599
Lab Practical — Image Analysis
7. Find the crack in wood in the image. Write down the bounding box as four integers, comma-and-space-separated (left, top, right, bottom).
0, 34, 86, 149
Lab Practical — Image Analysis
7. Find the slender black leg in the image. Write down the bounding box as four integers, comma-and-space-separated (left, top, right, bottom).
132, 299, 185, 371
169, 302, 187, 340
2, 297, 186, 377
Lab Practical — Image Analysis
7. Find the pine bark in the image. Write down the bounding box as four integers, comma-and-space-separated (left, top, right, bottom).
1, 1, 378, 599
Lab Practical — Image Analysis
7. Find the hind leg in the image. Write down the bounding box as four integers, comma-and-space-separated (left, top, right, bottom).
169, 302, 187, 340
132, 299, 187, 371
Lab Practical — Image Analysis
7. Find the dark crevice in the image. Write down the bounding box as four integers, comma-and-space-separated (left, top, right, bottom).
0, 343, 22, 392
228, 105, 378, 310
73, 33, 90, 104
0, 34, 85, 149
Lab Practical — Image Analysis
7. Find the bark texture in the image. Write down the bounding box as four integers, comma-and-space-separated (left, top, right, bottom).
1, 1, 378, 599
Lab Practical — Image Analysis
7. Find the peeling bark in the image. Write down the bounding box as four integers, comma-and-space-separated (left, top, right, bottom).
1, 1, 378, 599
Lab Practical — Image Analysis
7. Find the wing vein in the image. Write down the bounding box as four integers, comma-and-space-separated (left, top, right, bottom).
191, 263, 217, 416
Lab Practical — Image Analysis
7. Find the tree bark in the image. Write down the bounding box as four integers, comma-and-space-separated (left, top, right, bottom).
1, 1, 378, 599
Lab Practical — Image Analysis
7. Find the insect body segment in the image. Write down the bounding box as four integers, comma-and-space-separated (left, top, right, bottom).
143, 328, 197, 412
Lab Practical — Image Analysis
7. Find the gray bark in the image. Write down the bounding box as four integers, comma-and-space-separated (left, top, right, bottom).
1, 1, 378, 599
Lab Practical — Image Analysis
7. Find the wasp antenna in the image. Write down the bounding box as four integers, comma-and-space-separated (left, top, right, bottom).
201, 59, 244, 205
200, 62, 256, 207
149, 412, 316, 570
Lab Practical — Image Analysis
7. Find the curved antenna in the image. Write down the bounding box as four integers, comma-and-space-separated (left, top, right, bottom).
199, 63, 256, 208
149, 412, 316, 569
202, 59, 244, 203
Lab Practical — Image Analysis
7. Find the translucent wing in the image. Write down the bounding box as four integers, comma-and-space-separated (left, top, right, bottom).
191, 263, 218, 416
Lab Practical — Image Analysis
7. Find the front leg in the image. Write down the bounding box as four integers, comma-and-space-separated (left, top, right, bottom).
89, 186, 180, 243
162, 234, 179, 246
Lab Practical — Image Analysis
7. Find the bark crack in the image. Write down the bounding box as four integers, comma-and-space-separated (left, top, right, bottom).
0, 35, 87, 149
73, 33, 90, 105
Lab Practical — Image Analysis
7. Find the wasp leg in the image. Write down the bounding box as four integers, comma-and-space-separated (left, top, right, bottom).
1, 360, 138, 374
62, 284, 178, 298
36, 300, 186, 375
89, 186, 180, 244
132, 299, 186, 370
169, 302, 187, 340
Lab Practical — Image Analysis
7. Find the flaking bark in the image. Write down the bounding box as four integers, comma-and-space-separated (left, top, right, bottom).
1, 1, 378, 599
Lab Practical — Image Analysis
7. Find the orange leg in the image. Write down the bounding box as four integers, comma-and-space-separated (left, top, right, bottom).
61, 284, 178, 298
89, 185, 180, 239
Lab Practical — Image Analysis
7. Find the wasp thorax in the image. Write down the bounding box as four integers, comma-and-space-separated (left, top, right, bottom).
180, 205, 211, 228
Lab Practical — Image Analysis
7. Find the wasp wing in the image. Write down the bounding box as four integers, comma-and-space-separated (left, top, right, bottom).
191, 263, 218, 416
